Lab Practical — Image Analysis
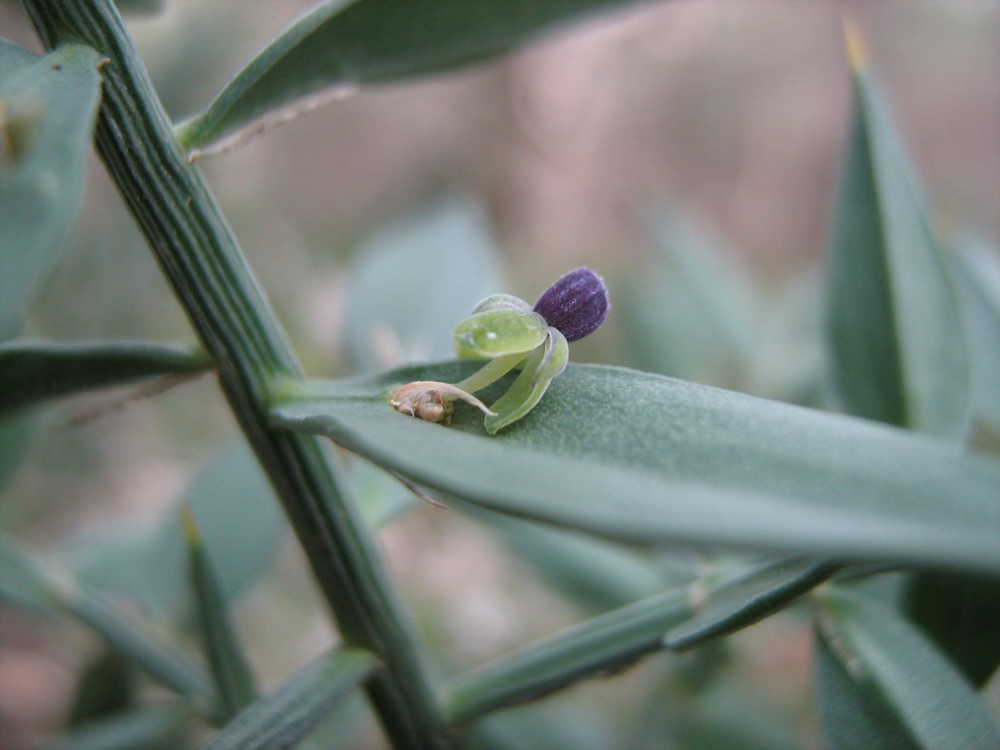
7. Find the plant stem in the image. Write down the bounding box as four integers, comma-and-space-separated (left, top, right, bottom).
22, 3, 449, 747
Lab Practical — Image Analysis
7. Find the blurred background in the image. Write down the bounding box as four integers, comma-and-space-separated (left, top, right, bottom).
1, 0, 998, 747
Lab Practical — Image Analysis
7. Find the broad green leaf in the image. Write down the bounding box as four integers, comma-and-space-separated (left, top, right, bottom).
271, 361, 1000, 575
824, 62, 969, 438
454, 499, 666, 612
0, 41, 102, 340
484, 328, 568, 434
0, 411, 38, 494
463, 702, 615, 750
636, 685, 806, 750
344, 195, 501, 374
198, 648, 376, 750
185, 508, 258, 724
350, 455, 421, 528
0, 532, 214, 705
663, 557, 838, 651
43, 706, 189, 750
176, 0, 650, 153
0, 339, 211, 417
454, 309, 548, 359
622, 211, 756, 390
902, 572, 1000, 687
0, 530, 57, 612
816, 586, 1000, 750
71, 442, 285, 625
445, 588, 691, 725
947, 240, 1000, 455
813, 624, 918, 750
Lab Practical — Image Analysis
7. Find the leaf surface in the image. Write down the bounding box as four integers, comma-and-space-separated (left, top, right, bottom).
198, 648, 376, 750
177, 0, 652, 152
816, 586, 1000, 750
664, 557, 837, 651
0, 41, 102, 339
446, 588, 690, 725
825, 64, 969, 437
185, 509, 258, 724
272, 361, 1000, 575
0, 339, 211, 417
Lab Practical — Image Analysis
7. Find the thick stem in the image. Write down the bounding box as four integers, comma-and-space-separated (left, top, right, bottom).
22, 2, 449, 747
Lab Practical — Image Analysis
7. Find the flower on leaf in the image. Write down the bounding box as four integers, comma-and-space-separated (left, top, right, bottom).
390, 267, 609, 433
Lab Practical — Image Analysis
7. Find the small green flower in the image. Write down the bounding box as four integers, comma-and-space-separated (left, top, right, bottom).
391, 267, 609, 433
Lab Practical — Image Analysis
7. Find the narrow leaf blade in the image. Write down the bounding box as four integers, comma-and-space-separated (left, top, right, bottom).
43, 706, 188, 750
817, 586, 1000, 750
198, 648, 376, 750
272, 362, 1000, 575
824, 61, 970, 437
664, 558, 838, 651
445, 588, 690, 725
0, 532, 214, 705
0, 339, 211, 417
177, 0, 650, 152
185, 508, 258, 723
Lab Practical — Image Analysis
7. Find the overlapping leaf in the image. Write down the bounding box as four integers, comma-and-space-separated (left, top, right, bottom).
272, 361, 1000, 575
0, 339, 211, 417
176, 0, 650, 152
824, 55, 969, 438
71, 442, 285, 625
664, 557, 838, 651
198, 648, 376, 750
814, 586, 1000, 750
1, 40, 102, 339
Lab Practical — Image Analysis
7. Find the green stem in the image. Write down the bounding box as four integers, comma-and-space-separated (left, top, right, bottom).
21, 3, 449, 748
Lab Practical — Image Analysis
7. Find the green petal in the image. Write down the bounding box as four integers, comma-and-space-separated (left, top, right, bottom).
484, 328, 568, 434
453, 307, 548, 359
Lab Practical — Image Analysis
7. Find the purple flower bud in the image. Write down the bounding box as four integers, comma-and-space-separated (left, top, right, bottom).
532, 267, 610, 342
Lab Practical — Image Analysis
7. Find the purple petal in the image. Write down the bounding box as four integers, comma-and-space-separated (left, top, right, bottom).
532, 267, 610, 342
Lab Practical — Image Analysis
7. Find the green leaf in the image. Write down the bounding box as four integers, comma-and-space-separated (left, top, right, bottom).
344, 195, 501, 374
71, 442, 285, 625
622, 211, 756, 389
637, 686, 806, 750
813, 623, 918, 750
484, 328, 568, 433
0, 411, 38, 495
947, 240, 1000, 455
43, 706, 189, 750
176, 0, 649, 153
902, 572, 1000, 687
350, 455, 421, 528
271, 361, 1000, 575
0, 339, 211, 417
0, 41, 102, 340
816, 586, 1000, 750
198, 648, 376, 750
663, 557, 837, 651
454, 500, 666, 612
445, 588, 691, 725
185, 508, 258, 724
68, 650, 139, 728
463, 702, 615, 750
0, 532, 214, 706
824, 64, 969, 438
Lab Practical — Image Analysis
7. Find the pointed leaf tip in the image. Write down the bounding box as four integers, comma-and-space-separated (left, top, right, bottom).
533, 267, 610, 342
842, 17, 869, 74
